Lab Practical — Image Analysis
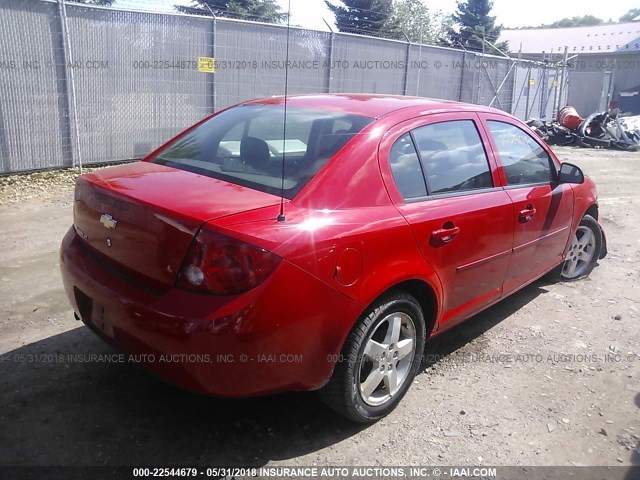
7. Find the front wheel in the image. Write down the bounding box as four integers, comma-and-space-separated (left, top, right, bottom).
319, 292, 425, 423
561, 214, 602, 280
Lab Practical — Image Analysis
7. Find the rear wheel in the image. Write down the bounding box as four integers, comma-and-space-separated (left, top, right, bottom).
319, 292, 425, 423
560, 214, 602, 280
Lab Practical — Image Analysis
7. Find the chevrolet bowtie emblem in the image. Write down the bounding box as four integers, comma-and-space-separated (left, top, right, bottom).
100, 214, 118, 230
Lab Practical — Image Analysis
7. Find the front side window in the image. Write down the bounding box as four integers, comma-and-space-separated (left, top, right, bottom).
412, 120, 493, 195
153, 105, 373, 198
487, 121, 554, 185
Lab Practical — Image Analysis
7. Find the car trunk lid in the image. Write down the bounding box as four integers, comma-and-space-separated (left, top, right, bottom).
73, 161, 281, 289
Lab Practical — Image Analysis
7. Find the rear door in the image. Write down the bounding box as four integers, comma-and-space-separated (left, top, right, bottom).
380, 113, 514, 328
479, 114, 574, 294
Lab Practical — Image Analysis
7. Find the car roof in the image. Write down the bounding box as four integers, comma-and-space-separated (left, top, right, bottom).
241, 94, 507, 119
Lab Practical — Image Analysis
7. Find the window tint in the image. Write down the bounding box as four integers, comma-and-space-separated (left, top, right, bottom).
412, 120, 493, 195
153, 105, 373, 198
487, 121, 554, 185
389, 133, 427, 199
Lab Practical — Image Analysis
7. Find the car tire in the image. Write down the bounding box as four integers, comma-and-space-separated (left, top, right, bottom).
558, 214, 602, 281
319, 292, 425, 423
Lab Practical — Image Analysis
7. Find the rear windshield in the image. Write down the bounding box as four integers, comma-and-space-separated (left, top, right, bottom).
152, 105, 374, 198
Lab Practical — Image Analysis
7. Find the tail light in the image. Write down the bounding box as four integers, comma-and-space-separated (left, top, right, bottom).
177, 227, 282, 295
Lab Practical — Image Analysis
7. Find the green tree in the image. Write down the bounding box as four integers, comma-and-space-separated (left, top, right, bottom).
520, 14, 605, 29
325, 0, 396, 37
175, 0, 286, 23
442, 0, 508, 54
546, 15, 603, 28
619, 8, 640, 22
388, 0, 451, 44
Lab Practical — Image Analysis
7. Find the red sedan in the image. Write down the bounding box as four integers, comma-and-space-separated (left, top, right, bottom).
60, 94, 607, 423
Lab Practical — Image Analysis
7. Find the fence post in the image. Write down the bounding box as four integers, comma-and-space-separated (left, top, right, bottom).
458, 51, 467, 102
551, 66, 560, 117
557, 46, 569, 111
540, 52, 559, 118
415, 28, 423, 96
539, 52, 547, 118
52, 0, 74, 169
0, 97, 7, 172
510, 49, 521, 115
402, 38, 410, 95
325, 27, 334, 93
57, 0, 82, 171
210, 16, 216, 113
524, 65, 532, 120
475, 54, 483, 104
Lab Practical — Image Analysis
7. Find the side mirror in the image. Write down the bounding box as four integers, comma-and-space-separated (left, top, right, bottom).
558, 162, 584, 184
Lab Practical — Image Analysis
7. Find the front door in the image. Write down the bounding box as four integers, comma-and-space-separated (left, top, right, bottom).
481, 117, 574, 294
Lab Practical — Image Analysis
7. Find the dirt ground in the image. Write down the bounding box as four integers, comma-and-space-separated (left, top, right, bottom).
0, 147, 639, 470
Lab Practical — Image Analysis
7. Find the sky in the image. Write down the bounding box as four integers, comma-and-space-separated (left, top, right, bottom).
115, 0, 640, 31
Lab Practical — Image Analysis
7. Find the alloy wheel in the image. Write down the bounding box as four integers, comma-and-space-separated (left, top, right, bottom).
562, 226, 597, 279
357, 312, 417, 406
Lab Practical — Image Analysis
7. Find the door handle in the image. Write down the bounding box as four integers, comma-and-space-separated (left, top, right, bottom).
430, 222, 460, 245
519, 205, 537, 223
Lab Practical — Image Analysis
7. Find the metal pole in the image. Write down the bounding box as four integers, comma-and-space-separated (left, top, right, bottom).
58, 0, 83, 173
531, 50, 547, 118
539, 51, 548, 118
539, 51, 557, 118
551, 67, 560, 118
211, 17, 216, 113
511, 47, 522, 115
402, 32, 410, 96
50, 0, 74, 169
416, 22, 423, 95
606, 69, 614, 110
557, 46, 569, 111
202, 5, 217, 113
323, 19, 334, 93
458, 50, 466, 102
476, 29, 487, 105
525, 65, 532, 120
476, 53, 483, 105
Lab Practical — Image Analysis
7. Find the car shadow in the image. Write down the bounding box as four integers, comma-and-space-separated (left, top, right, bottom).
0, 280, 553, 467
630, 393, 640, 469
421, 279, 551, 370
0, 323, 366, 467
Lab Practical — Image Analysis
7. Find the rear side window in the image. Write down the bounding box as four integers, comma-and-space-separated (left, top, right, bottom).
389, 133, 427, 199
412, 120, 493, 195
487, 121, 554, 185
153, 105, 373, 198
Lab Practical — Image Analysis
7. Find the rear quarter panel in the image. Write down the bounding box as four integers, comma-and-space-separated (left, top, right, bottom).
213, 119, 445, 340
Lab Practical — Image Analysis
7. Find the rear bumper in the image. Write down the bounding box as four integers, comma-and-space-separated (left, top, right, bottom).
60, 227, 363, 397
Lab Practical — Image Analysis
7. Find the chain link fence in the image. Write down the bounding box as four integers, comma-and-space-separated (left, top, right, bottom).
0, 0, 568, 174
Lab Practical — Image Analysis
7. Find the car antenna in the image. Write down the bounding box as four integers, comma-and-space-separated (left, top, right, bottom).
277, 0, 292, 223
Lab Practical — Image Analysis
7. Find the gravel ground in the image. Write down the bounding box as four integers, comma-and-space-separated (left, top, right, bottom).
0, 165, 121, 206
0, 147, 639, 471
